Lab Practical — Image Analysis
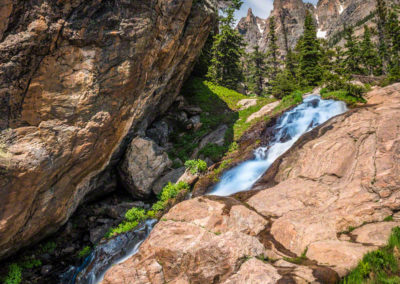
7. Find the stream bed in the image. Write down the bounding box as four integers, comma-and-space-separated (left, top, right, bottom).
209, 95, 347, 196
66, 95, 347, 283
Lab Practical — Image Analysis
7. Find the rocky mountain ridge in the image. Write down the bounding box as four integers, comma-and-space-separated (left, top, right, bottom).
238, 0, 395, 53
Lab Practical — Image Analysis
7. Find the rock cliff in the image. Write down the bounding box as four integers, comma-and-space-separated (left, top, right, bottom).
103, 83, 400, 282
238, 0, 399, 53
0, 0, 216, 259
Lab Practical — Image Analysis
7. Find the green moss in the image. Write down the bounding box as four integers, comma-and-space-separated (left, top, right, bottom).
4, 263, 22, 284
184, 159, 208, 174
384, 216, 394, 222
342, 227, 400, 283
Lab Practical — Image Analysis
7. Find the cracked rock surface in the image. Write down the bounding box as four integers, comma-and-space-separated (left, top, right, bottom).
0, 0, 216, 259
103, 84, 400, 283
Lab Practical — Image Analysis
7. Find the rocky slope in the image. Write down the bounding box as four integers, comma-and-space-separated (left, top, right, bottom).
103, 83, 400, 283
238, 0, 398, 53
0, 0, 216, 259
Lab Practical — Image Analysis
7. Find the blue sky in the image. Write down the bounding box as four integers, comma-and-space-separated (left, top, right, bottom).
235, 0, 319, 21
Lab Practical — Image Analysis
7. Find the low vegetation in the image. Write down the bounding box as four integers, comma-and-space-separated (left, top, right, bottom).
105, 182, 189, 239
184, 159, 208, 174
77, 246, 92, 259
168, 77, 276, 163
3, 263, 22, 284
342, 227, 400, 283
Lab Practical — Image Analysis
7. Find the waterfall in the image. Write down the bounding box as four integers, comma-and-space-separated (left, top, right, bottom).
209, 95, 347, 197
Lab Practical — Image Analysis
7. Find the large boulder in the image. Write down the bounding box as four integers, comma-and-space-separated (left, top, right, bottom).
0, 0, 216, 258
118, 137, 172, 199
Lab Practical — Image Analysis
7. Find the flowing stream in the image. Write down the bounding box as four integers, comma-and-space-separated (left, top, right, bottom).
66, 95, 347, 283
209, 95, 347, 197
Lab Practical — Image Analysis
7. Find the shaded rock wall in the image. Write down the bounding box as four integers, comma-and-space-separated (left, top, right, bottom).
0, 0, 216, 259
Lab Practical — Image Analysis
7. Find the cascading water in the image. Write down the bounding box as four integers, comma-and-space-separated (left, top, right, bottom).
61, 219, 156, 284
209, 95, 347, 197
62, 95, 346, 283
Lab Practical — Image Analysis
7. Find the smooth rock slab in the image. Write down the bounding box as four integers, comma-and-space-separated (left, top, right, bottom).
352, 222, 400, 246
306, 240, 376, 277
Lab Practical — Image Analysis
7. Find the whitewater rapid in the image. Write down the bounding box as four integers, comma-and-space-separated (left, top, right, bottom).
209, 95, 347, 197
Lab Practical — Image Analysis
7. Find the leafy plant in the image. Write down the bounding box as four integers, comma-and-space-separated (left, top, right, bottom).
4, 263, 22, 284
125, 207, 147, 222
184, 159, 208, 174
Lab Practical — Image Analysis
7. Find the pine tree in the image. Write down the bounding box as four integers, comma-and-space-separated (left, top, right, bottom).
376, 0, 389, 73
343, 26, 362, 74
247, 45, 267, 96
386, 10, 400, 81
298, 11, 322, 86
207, 1, 244, 89
266, 16, 280, 82
360, 25, 379, 76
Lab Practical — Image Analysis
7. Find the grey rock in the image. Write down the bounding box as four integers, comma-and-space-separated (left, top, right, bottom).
90, 226, 109, 244
118, 137, 172, 199
40, 265, 53, 276
152, 167, 186, 195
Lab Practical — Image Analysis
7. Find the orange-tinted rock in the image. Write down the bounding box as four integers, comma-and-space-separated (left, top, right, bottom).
0, 0, 216, 258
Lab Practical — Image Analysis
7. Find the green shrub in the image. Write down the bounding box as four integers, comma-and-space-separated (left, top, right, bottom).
274, 91, 303, 112
4, 263, 22, 284
159, 182, 189, 202
125, 207, 147, 222
38, 241, 56, 254
105, 221, 139, 238
152, 182, 189, 213
228, 142, 239, 152
21, 257, 42, 269
184, 159, 208, 174
147, 210, 156, 218
199, 144, 226, 161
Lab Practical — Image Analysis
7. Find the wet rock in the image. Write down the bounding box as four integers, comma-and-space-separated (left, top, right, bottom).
90, 226, 109, 244
118, 137, 172, 199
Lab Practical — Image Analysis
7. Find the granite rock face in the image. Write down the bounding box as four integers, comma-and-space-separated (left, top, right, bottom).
118, 137, 172, 199
0, 0, 216, 259
238, 0, 400, 53
103, 84, 400, 282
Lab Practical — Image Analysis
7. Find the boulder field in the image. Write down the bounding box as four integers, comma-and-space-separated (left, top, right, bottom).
103, 83, 400, 283
0, 0, 216, 259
